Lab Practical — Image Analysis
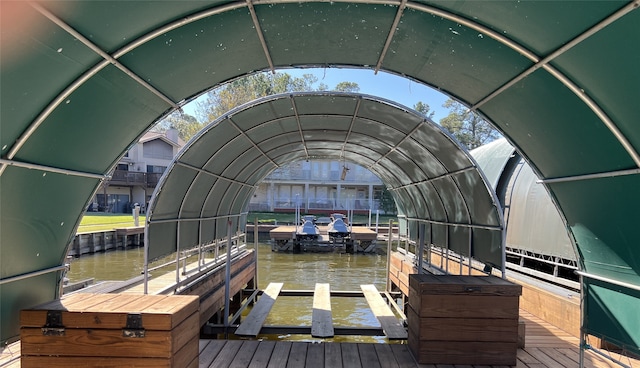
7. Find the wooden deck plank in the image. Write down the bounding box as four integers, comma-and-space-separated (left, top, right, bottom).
360, 284, 407, 339
526, 347, 572, 368
235, 282, 284, 337
556, 347, 618, 368
517, 349, 542, 365
372, 344, 400, 368
357, 344, 382, 368
199, 340, 210, 353
248, 340, 276, 368
287, 343, 308, 368
341, 343, 362, 368
305, 343, 325, 368
199, 340, 227, 368
209, 340, 243, 368
266, 341, 292, 368
389, 343, 418, 368
542, 348, 587, 368
229, 340, 260, 368
311, 283, 334, 338
324, 340, 343, 368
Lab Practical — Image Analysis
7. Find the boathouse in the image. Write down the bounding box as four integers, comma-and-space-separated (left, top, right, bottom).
2, 1, 639, 366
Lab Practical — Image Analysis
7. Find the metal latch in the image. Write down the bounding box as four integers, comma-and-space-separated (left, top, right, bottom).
42, 310, 65, 336
123, 313, 145, 338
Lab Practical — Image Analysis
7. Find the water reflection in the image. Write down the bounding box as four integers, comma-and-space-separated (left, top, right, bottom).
66, 243, 393, 343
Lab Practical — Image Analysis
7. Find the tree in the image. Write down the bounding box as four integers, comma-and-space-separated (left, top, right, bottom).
376, 188, 397, 215
439, 99, 501, 150
334, 81, 360, 93
154, 111, 202, 142
413, 101, 435, 120
195, 72, 359, 123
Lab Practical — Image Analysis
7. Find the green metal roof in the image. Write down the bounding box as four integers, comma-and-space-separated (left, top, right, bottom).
1, 0, 639, 351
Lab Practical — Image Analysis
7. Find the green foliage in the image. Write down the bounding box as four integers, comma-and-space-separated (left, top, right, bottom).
164, 111, 202, 141
334, 81, 360, 92
413, 101, 435, 120
195, 72, 359, 123
153, 71, 360, 142
153, 110, 203, 142
376, 188, 397, 215
439, 99, 501, 150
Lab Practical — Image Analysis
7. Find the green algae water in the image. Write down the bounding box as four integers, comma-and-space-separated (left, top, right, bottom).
65, 243, 392, 342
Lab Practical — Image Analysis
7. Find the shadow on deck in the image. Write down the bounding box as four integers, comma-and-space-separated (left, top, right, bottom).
197, 310, 639, 368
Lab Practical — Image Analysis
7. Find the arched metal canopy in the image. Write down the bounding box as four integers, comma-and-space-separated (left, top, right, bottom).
146, 92, 504, 265
1, 0, 639, 351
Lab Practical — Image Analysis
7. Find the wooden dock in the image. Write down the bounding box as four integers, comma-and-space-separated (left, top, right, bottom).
270, 225, 378, 252
311, 283, 334, 338
3, 309, 639, 367
229, 283, 405, 340
197, 309, 640, 368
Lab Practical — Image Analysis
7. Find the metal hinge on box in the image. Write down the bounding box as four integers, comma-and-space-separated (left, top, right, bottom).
123, 313, 146, 338
42, 310, 65, 336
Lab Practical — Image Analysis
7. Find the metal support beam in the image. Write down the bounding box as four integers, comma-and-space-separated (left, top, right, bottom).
289, 96, 310, 160
386, 219, 393, 292
0, 158, 106, 180
539, 167, 640, 184
148, 212, 248, 225
576, 270, 640, 292
340, 97, 362, 160
405, 217, 502, 231
175, 161, 256, 187
224, 220, 233, 333
246, 0, 276, 73
30, 2, 180, 110
0, 265, 67, 285
388, 166, 476, 191
417, 222, 425, 274
369, 120, 426, 168
227, 117, 279, 168
375, 0, 407, 74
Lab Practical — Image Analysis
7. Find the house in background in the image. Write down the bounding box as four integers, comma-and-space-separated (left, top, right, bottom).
249, 160, 386, 215
90, 128, 184, 213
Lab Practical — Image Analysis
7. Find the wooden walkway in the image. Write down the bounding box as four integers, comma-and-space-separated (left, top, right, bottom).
233, 283, 404, 340
197, 310, 639, 368
2, 309, 639, 367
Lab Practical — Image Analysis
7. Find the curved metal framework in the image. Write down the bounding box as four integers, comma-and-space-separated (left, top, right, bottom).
146, 93, 505, 274
1, 0, 639, 354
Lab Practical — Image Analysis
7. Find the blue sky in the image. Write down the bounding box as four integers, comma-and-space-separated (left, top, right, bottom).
182, 67, 452, 122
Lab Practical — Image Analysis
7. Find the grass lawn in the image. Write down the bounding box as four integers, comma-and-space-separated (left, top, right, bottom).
78, 213, 145, 233
78, 211, 397, 233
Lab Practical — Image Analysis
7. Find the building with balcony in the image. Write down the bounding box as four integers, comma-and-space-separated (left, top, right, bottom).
90, 129, 184, 213
249, 160, 387, 215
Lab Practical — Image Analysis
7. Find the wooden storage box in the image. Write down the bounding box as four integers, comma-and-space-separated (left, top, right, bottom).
408, 274, 522, 366
20, 293, 200, 368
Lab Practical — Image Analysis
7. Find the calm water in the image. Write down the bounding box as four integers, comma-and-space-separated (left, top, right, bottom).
66, 243, 392, 342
